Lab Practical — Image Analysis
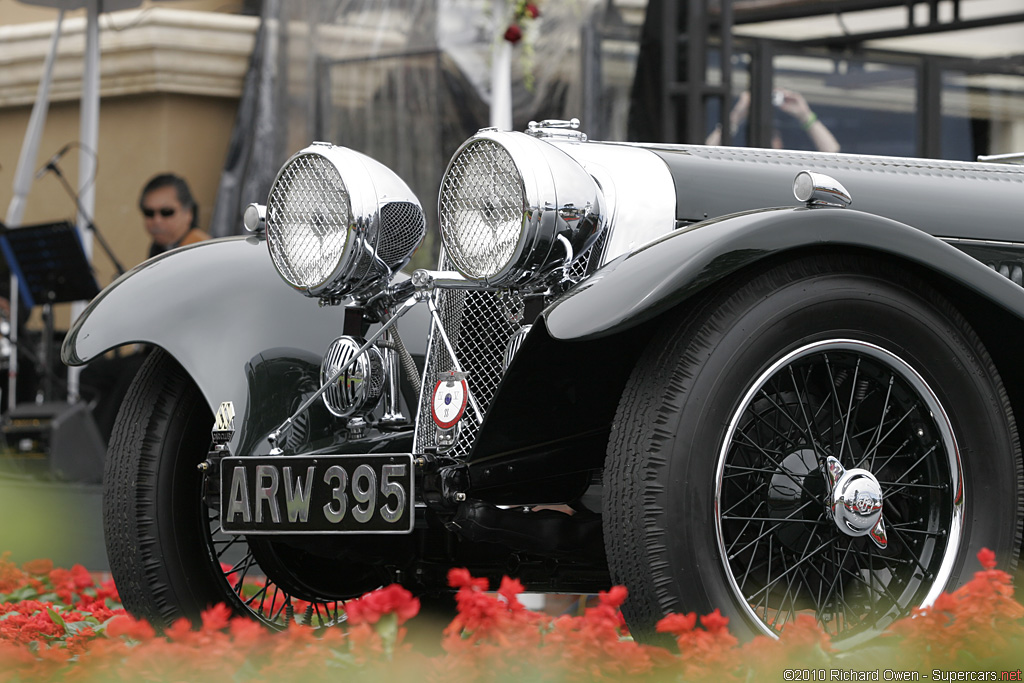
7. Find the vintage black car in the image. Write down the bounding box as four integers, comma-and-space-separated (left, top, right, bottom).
63, 120, 1024, 647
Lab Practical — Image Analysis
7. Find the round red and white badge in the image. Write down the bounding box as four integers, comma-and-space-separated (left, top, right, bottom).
431, 375, 469, 429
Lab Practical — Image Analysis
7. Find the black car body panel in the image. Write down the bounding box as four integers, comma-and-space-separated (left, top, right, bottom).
651, 145, 1024, 240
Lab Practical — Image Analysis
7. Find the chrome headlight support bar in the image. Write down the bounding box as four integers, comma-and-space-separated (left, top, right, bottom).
266, 270, 487, 454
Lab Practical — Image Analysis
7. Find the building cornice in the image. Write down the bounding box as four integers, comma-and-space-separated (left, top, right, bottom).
0, 8, 258, 107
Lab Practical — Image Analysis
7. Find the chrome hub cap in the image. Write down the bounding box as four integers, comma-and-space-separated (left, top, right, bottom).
824, 456, 887, 548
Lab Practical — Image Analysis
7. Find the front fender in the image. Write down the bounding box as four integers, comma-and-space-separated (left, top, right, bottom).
543, 207, 1024, 340
62, 236, 427, 453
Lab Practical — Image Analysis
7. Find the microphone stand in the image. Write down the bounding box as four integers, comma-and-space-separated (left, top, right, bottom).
46, 161, 126, 277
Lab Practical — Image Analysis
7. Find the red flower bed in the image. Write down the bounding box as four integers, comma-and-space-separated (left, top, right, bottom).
0, 550, 1022, 681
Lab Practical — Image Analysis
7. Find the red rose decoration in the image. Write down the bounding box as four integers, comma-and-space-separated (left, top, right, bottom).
525, 3, 540, 18
504, 24, 523, 43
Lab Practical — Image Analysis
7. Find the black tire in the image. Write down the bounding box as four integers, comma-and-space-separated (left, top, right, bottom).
603, 253, 1022, 648
103, 349, 354, 628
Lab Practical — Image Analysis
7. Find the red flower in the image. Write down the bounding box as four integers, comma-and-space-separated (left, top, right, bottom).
598, 585, 628, 610
22, 559, 53, 576
503, 24, 523, 44
497, 576, 525, 610
978, 546, 996, 570
200, 603, 233, 632
525, 3, 540, 19
657, 611, 697, 636
164, 616, 198, 643
700, 608, 730, 634
346, 584, 420, 626
447, 567, 489, 592
106, 614, 156, 641
228, 616, 265, 642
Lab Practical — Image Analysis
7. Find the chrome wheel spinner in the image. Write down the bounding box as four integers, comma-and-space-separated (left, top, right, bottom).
823, 455, 887, 549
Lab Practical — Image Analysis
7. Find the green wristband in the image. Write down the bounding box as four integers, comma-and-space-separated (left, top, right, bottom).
802, 112, 818, 131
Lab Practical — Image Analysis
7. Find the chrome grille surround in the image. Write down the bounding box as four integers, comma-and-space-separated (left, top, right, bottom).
266, 143, 426, 299
438, 130, 605, 288
503, 324, 533, 372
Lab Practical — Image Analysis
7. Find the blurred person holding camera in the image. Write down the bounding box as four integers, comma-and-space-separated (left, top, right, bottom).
706, 88, 841, 153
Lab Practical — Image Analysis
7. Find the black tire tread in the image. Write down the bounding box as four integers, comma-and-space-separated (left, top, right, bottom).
102, 349, 209, 627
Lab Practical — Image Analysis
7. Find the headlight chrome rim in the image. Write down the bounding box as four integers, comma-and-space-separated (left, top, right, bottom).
438, 130, 604, 287
266, 143, 425, 299
438, 139, 528, 280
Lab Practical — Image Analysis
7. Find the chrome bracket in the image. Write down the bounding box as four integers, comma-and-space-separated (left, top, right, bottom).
557, 234, 574, 281
266, 295, 419, 453
526, 118, 588, 142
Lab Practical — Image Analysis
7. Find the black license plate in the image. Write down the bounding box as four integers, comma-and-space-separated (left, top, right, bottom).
219, 454, 414, 534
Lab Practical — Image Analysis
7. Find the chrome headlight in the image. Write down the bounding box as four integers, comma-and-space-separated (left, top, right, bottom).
265, 142, 426, 298
438, 131, 605, 286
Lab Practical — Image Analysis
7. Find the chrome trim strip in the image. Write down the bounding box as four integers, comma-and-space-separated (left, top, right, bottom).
941, 237, 1024, 248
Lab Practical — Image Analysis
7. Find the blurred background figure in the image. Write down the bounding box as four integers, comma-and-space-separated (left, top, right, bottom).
706, 89, 841, 153
139, 173, 209, 259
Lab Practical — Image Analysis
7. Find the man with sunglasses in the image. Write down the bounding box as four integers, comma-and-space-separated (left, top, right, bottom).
139, 173, 209, 258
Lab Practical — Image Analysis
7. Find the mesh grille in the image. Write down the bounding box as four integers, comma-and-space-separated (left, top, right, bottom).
439, 140, 524, 279
415, 166, 609, 458
413, 233, 608, 458
414, 252, 525, 458
378, 201, 426, 269
267, 154, 351, 290
568, 228, 607, 280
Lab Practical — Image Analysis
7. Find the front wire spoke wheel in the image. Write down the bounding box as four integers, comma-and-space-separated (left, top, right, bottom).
717, 340, 961, 642
203, 506, 347, 629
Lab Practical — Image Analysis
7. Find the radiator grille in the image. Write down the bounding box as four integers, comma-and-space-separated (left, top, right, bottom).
414, 254, 525, 459
413, 232, 608, 458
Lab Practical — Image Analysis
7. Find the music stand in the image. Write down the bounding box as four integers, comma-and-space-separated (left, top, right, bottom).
0, 221, 100, 401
